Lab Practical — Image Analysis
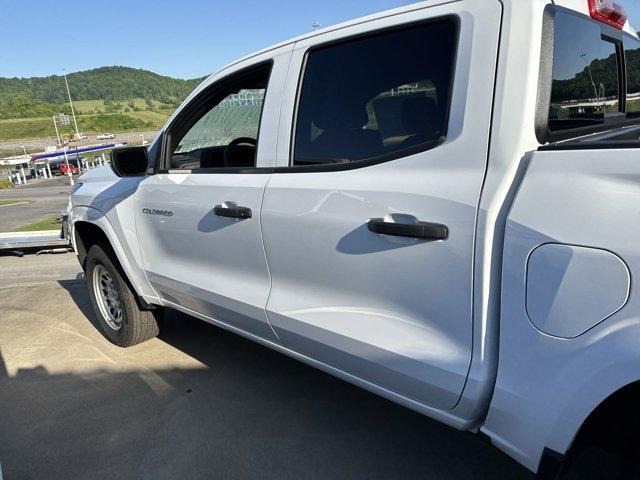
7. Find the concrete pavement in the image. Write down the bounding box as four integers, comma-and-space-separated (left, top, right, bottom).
0, 254, 532, 480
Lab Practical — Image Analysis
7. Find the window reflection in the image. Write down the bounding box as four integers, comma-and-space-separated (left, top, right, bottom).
626, 38, 640, 117
549, 12, 619, 131
293, 20, 456, 165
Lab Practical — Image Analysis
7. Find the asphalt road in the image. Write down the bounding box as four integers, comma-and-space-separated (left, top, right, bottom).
0, 253, 533, 480
0, 176, 74, 231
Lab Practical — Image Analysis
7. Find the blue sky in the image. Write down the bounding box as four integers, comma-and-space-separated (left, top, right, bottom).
0, 0, 411, 79
1, 1, 640, 80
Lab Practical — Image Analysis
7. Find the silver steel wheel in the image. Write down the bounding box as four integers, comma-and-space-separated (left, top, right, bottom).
93, 264, 123, 331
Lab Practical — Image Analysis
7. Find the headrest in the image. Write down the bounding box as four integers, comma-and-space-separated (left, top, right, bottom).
313, 103, 369, 130
401, 96, 438, 135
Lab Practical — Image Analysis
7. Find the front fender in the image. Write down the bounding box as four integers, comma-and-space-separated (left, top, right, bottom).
71, 205, 159, 304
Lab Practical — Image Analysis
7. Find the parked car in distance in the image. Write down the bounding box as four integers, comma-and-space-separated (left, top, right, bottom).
67, 0, 640, 477
96, 133, 116, 140
57, 161, 79, 176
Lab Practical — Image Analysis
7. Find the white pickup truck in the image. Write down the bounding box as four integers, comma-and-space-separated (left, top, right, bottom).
67, 1, 640, 477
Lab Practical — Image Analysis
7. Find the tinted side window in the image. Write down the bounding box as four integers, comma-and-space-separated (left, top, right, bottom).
549, 12, 620, 131
625, 36, 640, 117
293, 20, 457, 166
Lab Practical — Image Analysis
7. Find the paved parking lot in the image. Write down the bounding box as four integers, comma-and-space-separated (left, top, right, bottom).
0, 176, 74, 231
0, 253, 532, 480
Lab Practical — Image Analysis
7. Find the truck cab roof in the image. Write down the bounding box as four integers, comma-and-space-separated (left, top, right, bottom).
203, 0, 637, 87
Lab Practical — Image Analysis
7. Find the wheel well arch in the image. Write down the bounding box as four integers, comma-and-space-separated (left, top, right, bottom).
73, 220, 156, 311
538, 381, 640, 478
570, 380, 640, 453
74, 221, 109, 269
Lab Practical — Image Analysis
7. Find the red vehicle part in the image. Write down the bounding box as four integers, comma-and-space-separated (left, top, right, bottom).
60, 163, 79, 175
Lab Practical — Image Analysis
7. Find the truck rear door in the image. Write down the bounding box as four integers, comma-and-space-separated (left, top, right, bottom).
259, 1, 502, 410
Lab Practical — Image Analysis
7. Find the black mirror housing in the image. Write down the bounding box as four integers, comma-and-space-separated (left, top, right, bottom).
110, 146, 149, 177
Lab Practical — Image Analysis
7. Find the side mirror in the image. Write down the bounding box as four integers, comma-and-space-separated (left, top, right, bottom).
110, 146, 149, 177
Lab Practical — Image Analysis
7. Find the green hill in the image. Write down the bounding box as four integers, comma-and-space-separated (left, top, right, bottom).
0, 66, 205, 120
0, 66, 204, 104
551, 53, 619, 103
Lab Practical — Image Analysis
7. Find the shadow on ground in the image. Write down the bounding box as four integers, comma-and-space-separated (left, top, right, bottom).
0, 279, 533, 480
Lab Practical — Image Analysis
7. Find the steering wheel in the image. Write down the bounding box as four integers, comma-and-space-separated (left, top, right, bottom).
222, 137, 257, 167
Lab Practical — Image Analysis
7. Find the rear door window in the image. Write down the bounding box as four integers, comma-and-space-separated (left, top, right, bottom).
549, 11, 621, 132
292, 19, 457, 166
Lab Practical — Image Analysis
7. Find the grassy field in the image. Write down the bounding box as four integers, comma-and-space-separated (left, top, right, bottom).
0, 180, 12, 189
73, 98, 168, 114
0, 117, 58, 141
0, 110, 173, 141
0, 98, 176, 141
11, 216, 60, 232
127, 110, 173, 127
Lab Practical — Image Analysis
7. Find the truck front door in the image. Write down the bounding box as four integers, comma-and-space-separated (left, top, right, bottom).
134, 47, 291, 343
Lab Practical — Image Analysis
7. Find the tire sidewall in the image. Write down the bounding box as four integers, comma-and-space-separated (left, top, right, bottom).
85, 244, 136, 346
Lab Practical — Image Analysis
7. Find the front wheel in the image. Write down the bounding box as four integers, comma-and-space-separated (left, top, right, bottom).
85, 243, 161, 347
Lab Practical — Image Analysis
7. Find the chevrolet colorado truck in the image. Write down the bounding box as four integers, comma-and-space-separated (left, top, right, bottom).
67, 1, 640, 477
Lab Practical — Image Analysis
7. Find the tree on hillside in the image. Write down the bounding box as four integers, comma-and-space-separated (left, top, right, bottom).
0, 66, 205, 105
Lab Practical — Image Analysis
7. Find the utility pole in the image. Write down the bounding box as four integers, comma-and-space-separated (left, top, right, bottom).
63, 148, 74, 186
21, 145, 35, 179
63, 69, 80, 137
52, 115, 61, 145
580, 53, 599, 100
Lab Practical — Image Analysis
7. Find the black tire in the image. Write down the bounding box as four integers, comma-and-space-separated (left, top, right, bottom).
85, 243, 160, 347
